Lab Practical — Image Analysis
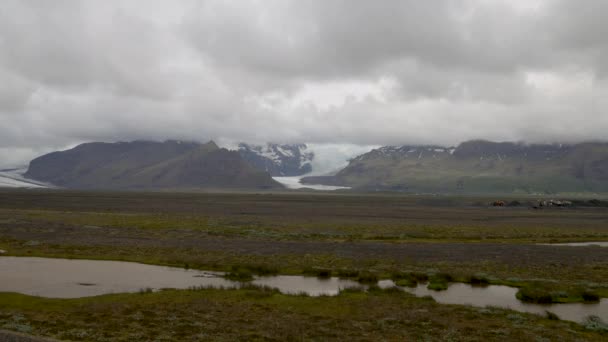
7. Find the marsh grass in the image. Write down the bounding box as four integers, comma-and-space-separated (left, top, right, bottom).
336, 269, 360, 278
242, 284, 281, 298
427, 273, 453, 291
224, 267, 254, 282
516, 283, 601, 304
391, 271, 428, 288
427, 282, 448, 291
394, 278, 418, 287
303, 267, 332, 278
339, 286, 366, 294
466, 273, 491, 286
224, 264, 279, 281
2, 287, 603, 341
357, 271, 379, 284
138, 288, 153, 295
582, 289, 601, 302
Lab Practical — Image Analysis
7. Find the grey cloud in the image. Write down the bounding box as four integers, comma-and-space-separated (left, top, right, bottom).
183, 1, 465, 79
0, 68, 34, 111
183, 1, 551, 79
0, 1, 176, 98
1, 0, 608, 167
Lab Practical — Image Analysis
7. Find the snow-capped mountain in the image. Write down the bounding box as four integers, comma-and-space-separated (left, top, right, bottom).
303, 140, 608, 193
351, 145, 456, 162
238, 143, 314, 176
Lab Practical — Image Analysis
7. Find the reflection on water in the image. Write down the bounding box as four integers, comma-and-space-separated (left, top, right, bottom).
254, 275, 360, 296
0, 257, 358, 298
396, 282, 607, 323
0, 257, 234, 298
538, 242, 608, 247
0, 257, 606, 323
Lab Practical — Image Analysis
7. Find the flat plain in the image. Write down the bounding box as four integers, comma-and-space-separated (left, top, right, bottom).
0, 189, 607, 341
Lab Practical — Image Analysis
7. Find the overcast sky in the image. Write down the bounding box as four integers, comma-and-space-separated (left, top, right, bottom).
2, 0, 608, 166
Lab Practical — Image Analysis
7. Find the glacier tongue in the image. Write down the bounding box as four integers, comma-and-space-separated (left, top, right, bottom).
273, 176, 350, 191
0, 168, 52, 188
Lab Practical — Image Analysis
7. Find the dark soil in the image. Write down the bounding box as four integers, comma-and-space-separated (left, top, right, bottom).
2, 221, 607, 267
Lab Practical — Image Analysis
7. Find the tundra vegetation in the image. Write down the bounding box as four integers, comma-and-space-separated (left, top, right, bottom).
1, 286, 607, 341
0, 189, 607, 340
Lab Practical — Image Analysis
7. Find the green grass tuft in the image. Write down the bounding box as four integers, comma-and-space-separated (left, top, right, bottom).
303, 267, 332, 278
427, 273, 453, 291
357, 272, 379, 284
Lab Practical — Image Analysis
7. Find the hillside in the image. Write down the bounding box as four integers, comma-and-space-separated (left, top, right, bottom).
25, 140, 282, 190
302, 140, 608, 194
238, 143, 313, 176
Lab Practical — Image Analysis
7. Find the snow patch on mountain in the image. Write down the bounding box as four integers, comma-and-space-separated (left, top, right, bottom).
238, 143, 314, 176
354, 145, 460, 162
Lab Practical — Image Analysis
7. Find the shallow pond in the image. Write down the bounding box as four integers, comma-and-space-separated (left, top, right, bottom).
537, 242, 608, 247
1, 257, 606, 323
380, 281, 608, 324
0, 257, 359, 298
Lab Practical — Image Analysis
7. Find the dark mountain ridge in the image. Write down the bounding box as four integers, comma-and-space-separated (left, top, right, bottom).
302, 140, 608, 194
25, 140, 282, 190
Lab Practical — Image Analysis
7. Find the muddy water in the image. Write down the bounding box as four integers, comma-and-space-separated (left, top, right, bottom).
538, 242, 608, 247
0, 257, 358, 298
1, 257, 606, 323
0, 257, 234, 298
386, 281, 608, 323
254, 275, 359, 296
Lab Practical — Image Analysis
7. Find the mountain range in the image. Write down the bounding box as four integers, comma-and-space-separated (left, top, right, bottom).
10, 139, 608, 194
24, 140, 282, 190
302, 140, 608, 194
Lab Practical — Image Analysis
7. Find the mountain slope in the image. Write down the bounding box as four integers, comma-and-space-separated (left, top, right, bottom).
303, 140, 608, 194
238, 143, 313, 176
25, 140, 282, 190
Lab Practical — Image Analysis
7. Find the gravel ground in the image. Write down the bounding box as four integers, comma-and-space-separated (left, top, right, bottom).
2, 222, 607, 267
0, 330, 56, 342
